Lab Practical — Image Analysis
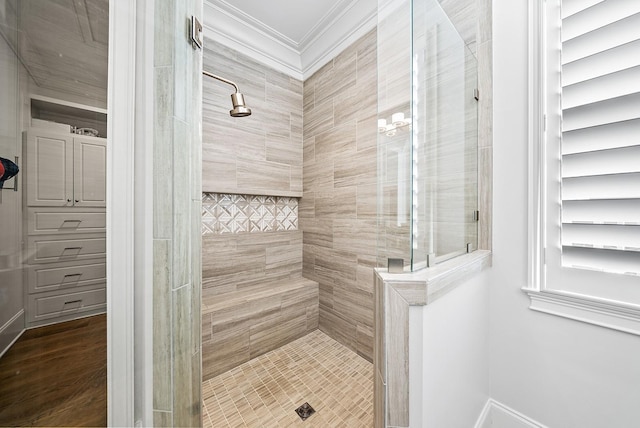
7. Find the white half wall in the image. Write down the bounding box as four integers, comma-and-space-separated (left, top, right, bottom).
475, 399, 549, 428
418, 270, 491, 427
490, 1, 640, 427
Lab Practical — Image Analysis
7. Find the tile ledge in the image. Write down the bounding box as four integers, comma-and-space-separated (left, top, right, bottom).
375, 250, 492, 305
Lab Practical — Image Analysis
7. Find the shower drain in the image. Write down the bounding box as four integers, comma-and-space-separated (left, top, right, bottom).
295, 402, 316, 421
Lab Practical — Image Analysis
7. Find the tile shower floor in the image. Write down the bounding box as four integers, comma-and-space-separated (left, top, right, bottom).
202, 330, 373, 427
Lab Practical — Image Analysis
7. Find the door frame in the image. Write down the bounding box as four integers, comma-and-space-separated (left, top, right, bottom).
107, 0, 154, 425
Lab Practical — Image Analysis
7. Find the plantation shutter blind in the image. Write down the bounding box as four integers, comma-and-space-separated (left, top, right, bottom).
560, 0, 640, 276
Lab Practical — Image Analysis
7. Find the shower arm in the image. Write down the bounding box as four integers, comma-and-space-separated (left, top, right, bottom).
203, 70, 239, 93
202, 70, 252, 117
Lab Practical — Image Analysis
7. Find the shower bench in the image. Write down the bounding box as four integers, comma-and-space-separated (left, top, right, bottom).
201, 276, 319, 380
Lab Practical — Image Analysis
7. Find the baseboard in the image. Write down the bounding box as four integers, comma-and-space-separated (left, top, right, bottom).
0, 310, 25, 359
474, 398, 548, 428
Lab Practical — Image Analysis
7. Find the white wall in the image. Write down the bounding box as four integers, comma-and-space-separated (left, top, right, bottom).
489, 1, 640, 427
0, 32, 25, 356
420, 271, 491, 427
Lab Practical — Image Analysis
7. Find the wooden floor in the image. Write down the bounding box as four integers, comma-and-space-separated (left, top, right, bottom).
0, 314, 107, 427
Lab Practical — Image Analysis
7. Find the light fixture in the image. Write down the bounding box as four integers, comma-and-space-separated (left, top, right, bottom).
377, 111, 411, 135
392, 112, 411, 127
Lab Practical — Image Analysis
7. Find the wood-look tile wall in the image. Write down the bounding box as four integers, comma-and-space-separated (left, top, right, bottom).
477, 0, 493, 251
202, 231, 303, 299
200, 36, 317, 381
153, 1, 202, 426
201, 231, 318, 380
301, 29, 378, 362
202, 38, 304, 197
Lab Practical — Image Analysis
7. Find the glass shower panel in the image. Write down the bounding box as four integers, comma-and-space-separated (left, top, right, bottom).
376, 0, 478, 271
377, 0, 413, 269
412, 0, 478, 268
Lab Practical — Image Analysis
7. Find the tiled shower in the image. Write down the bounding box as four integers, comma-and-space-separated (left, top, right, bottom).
200, 28, 379, 384
200, 0, 491, 425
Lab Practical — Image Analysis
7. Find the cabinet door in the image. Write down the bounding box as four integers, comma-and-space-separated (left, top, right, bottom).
73, 137, 107, 207
26, 132, 73, 207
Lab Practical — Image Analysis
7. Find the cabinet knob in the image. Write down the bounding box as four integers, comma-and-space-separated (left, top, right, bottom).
67, 199, 71, 203
75, 200, 79, 203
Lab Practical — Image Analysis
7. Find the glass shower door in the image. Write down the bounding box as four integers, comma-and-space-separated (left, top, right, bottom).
411, 0, 479, 268
377, 0, 479, 271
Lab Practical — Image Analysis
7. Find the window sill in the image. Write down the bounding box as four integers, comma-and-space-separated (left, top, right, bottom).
523, 289, 640, 336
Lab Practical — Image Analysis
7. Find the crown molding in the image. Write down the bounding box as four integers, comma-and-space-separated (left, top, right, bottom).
203, 0, 377, 81
301, 0, 377, 78
202, 1, 303, 79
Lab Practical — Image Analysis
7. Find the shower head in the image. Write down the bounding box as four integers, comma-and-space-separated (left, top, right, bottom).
203, 70, 252, 118
230, 93, 252, 117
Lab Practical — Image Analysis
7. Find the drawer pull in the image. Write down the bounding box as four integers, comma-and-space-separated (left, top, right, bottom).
62, 220, 82, 224
63, 247, 83, 251
63, 299, 82, 305
63, 273, 82, 278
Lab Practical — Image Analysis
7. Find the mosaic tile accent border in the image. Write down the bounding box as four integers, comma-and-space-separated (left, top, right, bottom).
202, 193, 298, 235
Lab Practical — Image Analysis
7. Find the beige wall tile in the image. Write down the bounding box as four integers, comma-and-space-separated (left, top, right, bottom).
201, 226, 319, 379
202, 330, 250, 379
154, 66, 174, 240
385, 285, 409, 427
172, 285, 195, 425
301, 30, 378, 362
153, 239, 172, 412
438, 0, 477, 53
236, 158, 294, 196
202, 38, 303, 196
153, 1, 202, 424
479, 146, 492, 250
153, 0, 174, 67
172, 118, 191, 289
153, 410, 173, 428
356, 324, 374, 360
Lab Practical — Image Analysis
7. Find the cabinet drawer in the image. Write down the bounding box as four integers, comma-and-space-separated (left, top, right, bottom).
27, 208, 106, 235
27, 284, 106, 324
27, 233, 106, 264
25, 260, 106, 293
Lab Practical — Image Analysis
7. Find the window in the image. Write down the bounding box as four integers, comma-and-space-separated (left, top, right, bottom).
526, 0, 640, 334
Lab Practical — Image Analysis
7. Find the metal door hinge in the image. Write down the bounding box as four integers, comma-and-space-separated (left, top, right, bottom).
426, 253, 436, 268
190, 16, 203, 50
473, 210, 480, 222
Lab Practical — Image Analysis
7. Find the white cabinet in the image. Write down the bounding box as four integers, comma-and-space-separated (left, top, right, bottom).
25, 131, 106, 207
25, 132, 72, 207
73, 138, 107, 207
23, 129, 107, 327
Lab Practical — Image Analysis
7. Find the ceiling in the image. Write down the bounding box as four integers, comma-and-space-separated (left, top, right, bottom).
0, 0, 374, 102
217, 0, 346, 47
0, 0, 109, 106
